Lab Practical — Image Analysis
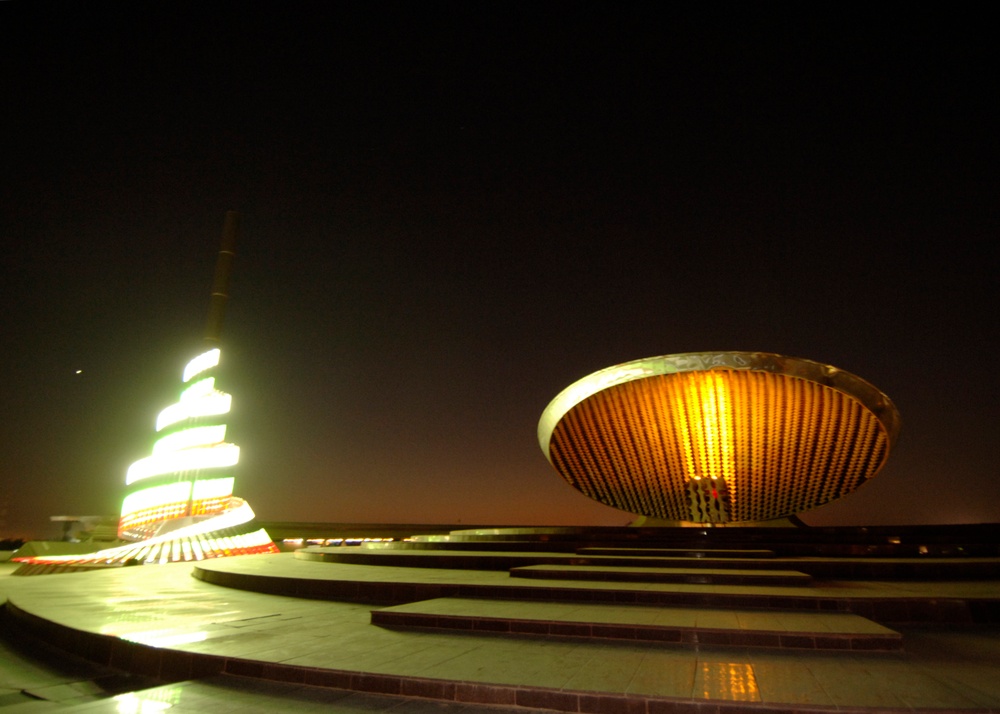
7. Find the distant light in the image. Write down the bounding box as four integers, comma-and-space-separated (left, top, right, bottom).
75, 369, 83, 374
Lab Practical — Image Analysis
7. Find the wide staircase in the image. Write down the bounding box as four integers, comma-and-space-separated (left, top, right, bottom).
267, 524, 1000, 654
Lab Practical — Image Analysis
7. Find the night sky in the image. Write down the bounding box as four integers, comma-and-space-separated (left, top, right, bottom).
2, 3, 997, 538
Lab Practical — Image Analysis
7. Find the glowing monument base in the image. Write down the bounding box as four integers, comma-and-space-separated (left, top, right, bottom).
13, 499, 278, 574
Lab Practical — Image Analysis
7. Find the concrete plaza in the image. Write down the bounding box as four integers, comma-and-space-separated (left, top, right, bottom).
3, 547, 1000, 713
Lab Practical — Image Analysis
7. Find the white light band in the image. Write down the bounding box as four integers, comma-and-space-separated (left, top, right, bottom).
183, 349, 220, 383
126, 443, 240, 485
153, 425, 227, 455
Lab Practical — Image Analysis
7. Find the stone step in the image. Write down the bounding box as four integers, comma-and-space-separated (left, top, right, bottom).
297, 546, 1000, 580
578, 547, 776, 558
510, 564, 812, 587
297, 548, 786, 572
199, 556, 1000, 623
371, 597, 902, 651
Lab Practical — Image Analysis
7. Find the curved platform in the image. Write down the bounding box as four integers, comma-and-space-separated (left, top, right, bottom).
5, 541, 1000, 713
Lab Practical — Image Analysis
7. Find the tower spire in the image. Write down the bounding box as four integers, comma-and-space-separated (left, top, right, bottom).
204, 211, 240, 345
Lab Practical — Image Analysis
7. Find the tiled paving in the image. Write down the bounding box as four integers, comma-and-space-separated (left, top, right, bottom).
3, 554, 1000, 712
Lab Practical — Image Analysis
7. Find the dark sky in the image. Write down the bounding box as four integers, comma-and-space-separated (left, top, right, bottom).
2, 3, 997, 538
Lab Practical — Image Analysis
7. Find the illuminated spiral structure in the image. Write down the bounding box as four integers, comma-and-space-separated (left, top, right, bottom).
113, 346, 276, 557
119, 347, 239, 540
538, 352, 901, 524
15, 348, 277, 571
15, 212, 277, 573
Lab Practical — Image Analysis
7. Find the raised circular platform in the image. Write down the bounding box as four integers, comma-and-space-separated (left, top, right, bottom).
3, 525, 1000, 713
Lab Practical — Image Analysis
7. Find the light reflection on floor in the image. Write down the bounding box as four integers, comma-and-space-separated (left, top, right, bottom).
112, 686, 181, 714
696, 661, 760, 701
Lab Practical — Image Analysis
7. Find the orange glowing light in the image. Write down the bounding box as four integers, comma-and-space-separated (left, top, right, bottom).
539, 352, 900, 523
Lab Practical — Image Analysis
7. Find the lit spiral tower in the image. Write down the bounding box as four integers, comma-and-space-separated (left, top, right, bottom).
118, 347, 237, 541
114, 344, 269, 558
15, 213, 276, 572
114, 211, 274, 558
